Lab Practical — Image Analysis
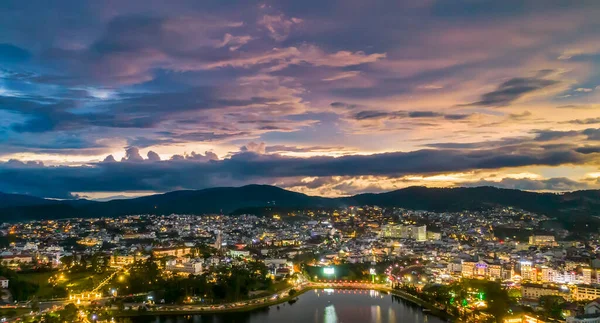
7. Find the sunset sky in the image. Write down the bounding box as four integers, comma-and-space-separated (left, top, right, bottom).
1, 0, 599, 199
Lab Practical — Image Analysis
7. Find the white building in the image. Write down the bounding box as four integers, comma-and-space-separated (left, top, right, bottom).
0, 277, 8, 289
166, 259, 203, 274
567, 299, 600, 323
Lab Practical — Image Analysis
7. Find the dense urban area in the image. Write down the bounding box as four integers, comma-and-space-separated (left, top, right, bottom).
0, 205, 599, 323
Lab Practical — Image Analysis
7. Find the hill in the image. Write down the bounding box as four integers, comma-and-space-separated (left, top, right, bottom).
0, 185, 599, 223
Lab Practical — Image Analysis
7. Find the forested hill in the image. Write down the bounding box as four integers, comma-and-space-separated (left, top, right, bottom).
0, 185, 599, 223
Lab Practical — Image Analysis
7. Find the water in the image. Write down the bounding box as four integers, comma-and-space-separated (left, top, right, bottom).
121, 289, 447, 323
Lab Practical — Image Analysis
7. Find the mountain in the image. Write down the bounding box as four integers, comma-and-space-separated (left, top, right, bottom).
0, 192, 59, 208
0, 185, 599, 224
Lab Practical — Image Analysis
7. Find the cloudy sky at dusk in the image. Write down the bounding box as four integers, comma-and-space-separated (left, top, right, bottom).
1, 0, 600, 198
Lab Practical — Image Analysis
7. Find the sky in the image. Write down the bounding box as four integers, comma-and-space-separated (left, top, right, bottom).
1, 0, 600, 199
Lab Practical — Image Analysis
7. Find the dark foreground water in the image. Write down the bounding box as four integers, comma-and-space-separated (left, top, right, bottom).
121, 289, 447, 323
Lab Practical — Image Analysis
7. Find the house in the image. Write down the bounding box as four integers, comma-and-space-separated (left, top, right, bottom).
566, 299, 600, 323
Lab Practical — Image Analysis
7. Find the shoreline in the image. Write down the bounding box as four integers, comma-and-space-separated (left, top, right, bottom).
113, 284, 454, 321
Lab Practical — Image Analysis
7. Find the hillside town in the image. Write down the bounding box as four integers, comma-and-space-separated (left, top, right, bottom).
0, 206, 599, 322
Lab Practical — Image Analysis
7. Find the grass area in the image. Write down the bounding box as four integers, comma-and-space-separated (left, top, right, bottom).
17, 271, 56, 299
17, 270, 115, 299
0, 307, 32, 318
62, 270, 113, 293
268, 280, 291, 293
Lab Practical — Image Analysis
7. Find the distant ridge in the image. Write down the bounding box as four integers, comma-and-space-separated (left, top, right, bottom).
0, 185, 599, 226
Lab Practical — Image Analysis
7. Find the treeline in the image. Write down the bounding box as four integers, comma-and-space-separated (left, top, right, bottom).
398, 279, 510, 323
113, 259, 276, 304
0, 265, 40, 301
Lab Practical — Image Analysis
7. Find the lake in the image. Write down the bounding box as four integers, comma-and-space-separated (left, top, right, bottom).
121, 289, 448, 323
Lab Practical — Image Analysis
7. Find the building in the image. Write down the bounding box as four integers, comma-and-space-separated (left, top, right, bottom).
0, 277, 8, 289
447, 260, 462, 274
228, 250, 250, 258
504, 314, 549, 323
567, 299, 600, 323
520, 261, 537, 282
152, 247, 192, 258
574, 286, 600, 301
427, 231, 441, 241
462, 260, 504, 280
521, 283, 563, 300
0, 254, 33, 265
111, 254, 150, 266
166, 259, 203, 275
380, 224, 427, 241
529, 235, 556, 247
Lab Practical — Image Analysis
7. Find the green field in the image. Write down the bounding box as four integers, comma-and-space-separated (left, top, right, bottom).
18, 270, 114, 299
0, 307, 31, 318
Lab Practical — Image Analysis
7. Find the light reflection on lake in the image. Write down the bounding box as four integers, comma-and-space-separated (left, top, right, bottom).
122, 289, 448, 323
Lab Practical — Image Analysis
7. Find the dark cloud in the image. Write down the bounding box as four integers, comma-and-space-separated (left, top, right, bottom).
426, 128, 600, 150
461, 76, 559, 107
0, 143, 596, 198
343, 106, 472, 122
464, 177, 591, 191
408, 111, 442, 118
147, 150, 161, 161
0, 43, 31, 63
265, 145, 346, 153
564, 117, 600, 125
103, 155, 117, 163
576, 146, 600, 154
444, 114, 471, 120
123, 147, 144, 162
240, 142, 266, 154
352, 110, 400, 120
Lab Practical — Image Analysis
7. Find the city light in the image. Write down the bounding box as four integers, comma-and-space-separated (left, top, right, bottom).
323, 267, 335, 275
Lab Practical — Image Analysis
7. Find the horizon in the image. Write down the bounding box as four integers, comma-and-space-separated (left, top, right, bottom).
2, 183, 580, 202
1, 1, 599, 199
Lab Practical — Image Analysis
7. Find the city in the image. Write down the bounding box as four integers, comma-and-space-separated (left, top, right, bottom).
1, 0, 600, 322
0, 203, 598, 322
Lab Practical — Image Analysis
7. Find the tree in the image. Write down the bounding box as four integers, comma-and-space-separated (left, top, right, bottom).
539, 295, 566, 319
31, 298, 40, 312
59, 256, 74, 269
60, 303, 79, 322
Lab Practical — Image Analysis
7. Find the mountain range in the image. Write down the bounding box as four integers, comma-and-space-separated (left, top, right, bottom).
1, 185, 600, 227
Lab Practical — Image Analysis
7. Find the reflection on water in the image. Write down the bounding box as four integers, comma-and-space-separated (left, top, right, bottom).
121, 289, 447, 323
324, 304, 337, 323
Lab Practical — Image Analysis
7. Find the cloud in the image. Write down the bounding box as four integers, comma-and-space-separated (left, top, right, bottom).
217, 33, 253, 51
408, 111, 443, 118
576, 146, 600, 154
0, 142, 596, 198
464, 177, 591, 191
322, 71, 361, 82
258, 14, 303, 41
352, 110, 401, 120
240, 142, 266, 154
265, 145, 348, 153
1, 0, 600, 197
564, 117, 600, 125
556, 105, 600, 109
344, 107, 471, 122
147, 150, 161, 161
103, 155, 117, 163
170, 151, 219, 162
461, 75, 560, 107
0, 44, 31, 63
203, 45, 385, 70
122, 147, 144, 162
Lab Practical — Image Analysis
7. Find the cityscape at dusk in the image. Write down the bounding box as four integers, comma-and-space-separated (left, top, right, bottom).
1, 1, 600, 323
